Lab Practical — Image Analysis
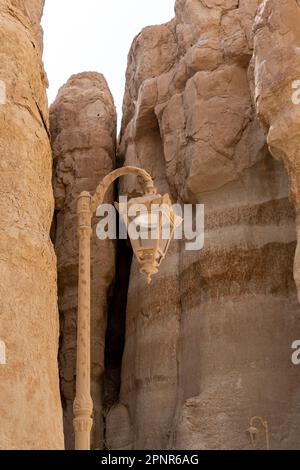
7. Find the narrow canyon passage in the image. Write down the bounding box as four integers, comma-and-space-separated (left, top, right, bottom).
50, 72, 117, 449
1, 0, 300, 451
103, 237, 133, 422
49, 0, 300, 450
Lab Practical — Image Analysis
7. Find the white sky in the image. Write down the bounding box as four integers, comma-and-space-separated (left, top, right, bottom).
42, 0, 175, 125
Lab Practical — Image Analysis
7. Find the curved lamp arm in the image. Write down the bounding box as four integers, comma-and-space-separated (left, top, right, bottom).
90, 166, 157, 214
74, 166, 156, 450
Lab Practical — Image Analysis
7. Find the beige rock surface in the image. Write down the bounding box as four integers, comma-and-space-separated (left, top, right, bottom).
0, 0, 64, 449
51, 72, 116, 449
253, 0, 300, 300
107, 0, 300, 450
1, 0, 299, 452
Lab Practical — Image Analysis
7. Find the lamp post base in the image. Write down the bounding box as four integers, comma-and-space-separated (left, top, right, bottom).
74, 417, 93, 450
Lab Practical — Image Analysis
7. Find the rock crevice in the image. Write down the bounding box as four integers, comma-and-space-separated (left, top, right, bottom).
50, 72, 117, 450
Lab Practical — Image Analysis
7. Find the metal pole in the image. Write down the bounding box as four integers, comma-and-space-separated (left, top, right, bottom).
73, 192, 93, 450
73, 168, 156, 450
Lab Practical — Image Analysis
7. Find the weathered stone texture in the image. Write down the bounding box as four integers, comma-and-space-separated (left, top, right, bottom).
2, 0, 300, 452
107, 0, 300, 450
50, 72, 116, 449
253, 0, 300, 300
0, 0, 64, 449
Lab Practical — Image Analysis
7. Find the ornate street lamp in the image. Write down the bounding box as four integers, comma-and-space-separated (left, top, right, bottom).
73, 166, 179, 450
115, 192, 179, 284
247, 416, 270, 450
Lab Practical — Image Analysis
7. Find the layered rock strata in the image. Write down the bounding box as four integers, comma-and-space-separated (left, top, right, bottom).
106, 0, 300, 450
253, 0, 300, 300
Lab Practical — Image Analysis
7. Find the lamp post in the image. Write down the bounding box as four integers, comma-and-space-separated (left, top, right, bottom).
247, 416, 270, 450
73, 166, 179, 450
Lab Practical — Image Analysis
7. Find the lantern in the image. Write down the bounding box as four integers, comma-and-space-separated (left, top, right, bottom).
115, 193, 182, 283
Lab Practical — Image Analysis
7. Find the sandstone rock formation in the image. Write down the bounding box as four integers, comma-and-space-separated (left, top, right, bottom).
2, 0, 299, 452
0, 0, 64, 449
106, 0, 300, 450
253, 0, 300, 300
50, 72, 116, 449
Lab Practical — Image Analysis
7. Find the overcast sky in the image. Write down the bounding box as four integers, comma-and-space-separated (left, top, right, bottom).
42, 0, 175, 125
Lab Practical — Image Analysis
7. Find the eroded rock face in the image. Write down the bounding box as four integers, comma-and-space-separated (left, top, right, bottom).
107, 0, 300, 450
50, 72, 116, 449
0, 0, 64, 449
253, 0, 300, 300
